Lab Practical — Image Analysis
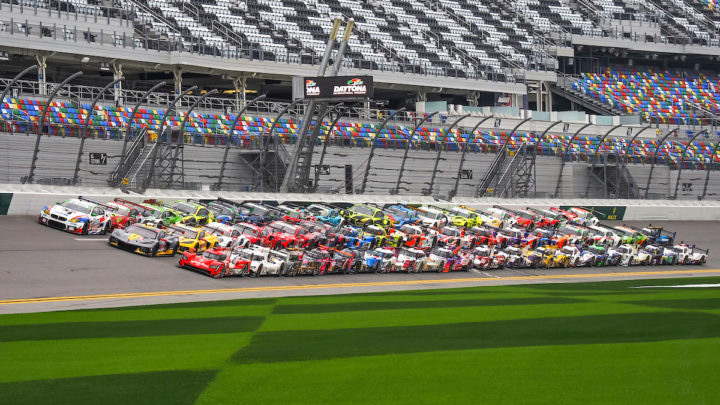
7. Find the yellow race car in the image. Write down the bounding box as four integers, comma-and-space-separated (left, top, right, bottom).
535, 246, 571, 268
165, 223, 219, 253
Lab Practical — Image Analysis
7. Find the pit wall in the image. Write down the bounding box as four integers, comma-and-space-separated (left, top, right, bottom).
2, 183, 720, 221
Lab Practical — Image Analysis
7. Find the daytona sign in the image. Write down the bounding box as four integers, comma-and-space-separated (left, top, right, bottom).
304, 75, 374, 100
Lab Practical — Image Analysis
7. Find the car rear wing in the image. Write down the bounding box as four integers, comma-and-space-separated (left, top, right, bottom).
692, 246, 710, 255
113, 198, 156, 215
78, 196, 118, 212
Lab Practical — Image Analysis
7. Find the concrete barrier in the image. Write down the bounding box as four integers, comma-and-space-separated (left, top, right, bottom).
2, 183, 720, 221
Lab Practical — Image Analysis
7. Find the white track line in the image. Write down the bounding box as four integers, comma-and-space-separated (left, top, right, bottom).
73, 238, 107, 241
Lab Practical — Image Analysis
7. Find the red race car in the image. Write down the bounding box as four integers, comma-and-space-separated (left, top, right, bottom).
261, 221, 313, 249
178, 247, 250, 278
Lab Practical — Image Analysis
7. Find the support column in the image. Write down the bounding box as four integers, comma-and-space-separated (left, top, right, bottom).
112, 63, 123, 106
545, 81, 553, 112
173, 66, 182, 100
416, 90, 427, 103
232, 75, 247, 111
36, 55, 47, 96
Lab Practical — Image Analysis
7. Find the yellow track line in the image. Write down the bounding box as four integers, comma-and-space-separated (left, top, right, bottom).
2, 269, 720, 306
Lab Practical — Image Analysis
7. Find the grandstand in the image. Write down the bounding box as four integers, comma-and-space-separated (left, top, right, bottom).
1, 0, 720, 200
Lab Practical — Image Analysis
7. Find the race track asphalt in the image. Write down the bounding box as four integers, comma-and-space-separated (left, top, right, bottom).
1, 216, 719, 314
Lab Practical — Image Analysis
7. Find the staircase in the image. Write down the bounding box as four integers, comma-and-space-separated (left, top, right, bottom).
586, 154, 639, 198
476, 145, 510, 197
483, 143, 537, 198
108, 128, 147, 187
238, 139, 290, 192
125, 142, 158, 192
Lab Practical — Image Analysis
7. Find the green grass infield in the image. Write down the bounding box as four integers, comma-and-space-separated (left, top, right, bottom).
2, 277, 720, 404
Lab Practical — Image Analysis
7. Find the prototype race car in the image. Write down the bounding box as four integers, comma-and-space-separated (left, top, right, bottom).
39, 198, 113, 235
671, 244, 709, 265
178, 247, 250, 278
388, 248, 428, 273
109, 224, 180, 256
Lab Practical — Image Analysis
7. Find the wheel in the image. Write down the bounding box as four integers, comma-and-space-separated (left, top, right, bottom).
101, 221, 111, 235
313, 267, 320, 276
414, 261, 422, 273
533, 260, 540, 269
437, 261, 445, 272
150, 246, 158, 257
81, 223, 89, 235
254, 265, 262, 277
277, 264, 285, 277
374, 264, 383, 274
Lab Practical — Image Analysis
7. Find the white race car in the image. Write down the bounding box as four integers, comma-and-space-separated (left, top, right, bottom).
671, 244, 708, 265
559, 245, 599, 267
38, 198, 113, 235
388, 248, 428, 272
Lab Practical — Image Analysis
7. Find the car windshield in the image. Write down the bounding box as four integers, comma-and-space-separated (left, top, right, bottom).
506, 247, 521, 255
473, 247, 490, 255
244, 204, 268, 215
559, 226, 582, 236
236, 225, 258, 236
237, 251, 253, 260
400, 226, 419, 235
202, 226, 224, 236
515, 211, 534, 220
431, 248, 453, 258
306, 250, 328, 259
352, 206, 374, 216
442, 227, 461, 236
269, 252, 287, 261
561, 247, 574, 255
203, 251, 227, 261
589, 246, 603, 255
170, 227, 197, 239
400, 249, 421, 258
387, 207, 409, 219
617, 247, 631, 254
125, 225, 158, 239
376, 250, 392, 258
340, 227, 356, 236
672, 247, 684, 254
171, 202, 196, 214
451, 209, 470, 218
417, 211, 439, 220
468, 227, 491, 236
208, 205, 233, 217
365, 227, 383, 236
61, 201, 91, 214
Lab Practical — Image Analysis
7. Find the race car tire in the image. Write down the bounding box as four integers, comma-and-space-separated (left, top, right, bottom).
278, 264, 285, 277
81, 223, 89, 235
253, 266, 262, 277
533, 260, 540, 269
414, 262, 422, 273
151, 246, 158, 257
437, 261, 445, 273
101, 222, 111, 235
171, 245, 178, 256
313, 267, 320, 276
701, 257, 707, 264
374, 264, 383, 274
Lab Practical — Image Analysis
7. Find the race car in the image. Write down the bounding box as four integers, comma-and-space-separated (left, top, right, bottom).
360, 248, 396, 273
271, 250, 304, 276
297, 247, 335, 275
566, 207, 600, 226
165, 224, 219, 253
202, 221, 241, 247
39, 197, 113, 235
178, 247, 250, 278
108, 223, 179, 256
424, 247, 470, 272
585, 244, 622, 266
140, 200, 186, 227
558, 245, 599, 267
535, 246, 571, 268
339, 205, 391, 227
392, 224, 434, 248
640, 245, 665, 266
613, 225, 648, 246
429, 225, 474, 249
200, 199, 244, 224
168, 200, 214, 226
586, 225, 622, 247
642, 226, 676, 247
469, 246, 507, 270
361, 225, 403, 248
411, 206, 450, 228
446, 206, 483, 228
525, 207, 563, 228
232, 222, 264, 246
671, 244, 709, 265
261, 221, 313, 249
326, 225, 365, 248
388, 248, 428, 273
330, 248, 363, 274
614, 244, 651, 266
504, 246, 527, 269
305, 203, 342, 222
384, 205, 422, 227
230, 247, 269, 277
465, 226, 500, 246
